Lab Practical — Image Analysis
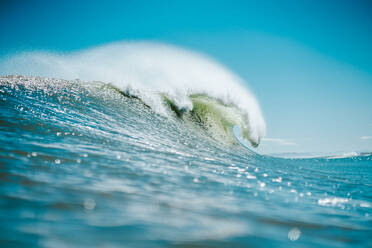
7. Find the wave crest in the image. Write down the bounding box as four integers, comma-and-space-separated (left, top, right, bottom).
0, 41, 266, 146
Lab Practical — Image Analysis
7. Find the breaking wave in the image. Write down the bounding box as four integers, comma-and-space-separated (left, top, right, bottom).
0, 41, 266, 147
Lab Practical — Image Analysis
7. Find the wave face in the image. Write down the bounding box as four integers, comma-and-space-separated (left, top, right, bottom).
0, 42, 265, 146
0, 75, 371, 248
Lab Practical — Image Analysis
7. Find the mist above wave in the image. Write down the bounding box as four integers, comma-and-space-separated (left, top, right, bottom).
0, 41, 266, 145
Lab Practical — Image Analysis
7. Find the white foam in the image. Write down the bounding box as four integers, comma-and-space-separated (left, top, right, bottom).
0, 41, 266, 144
326, 152, 359, 159
318, 197, 349, 207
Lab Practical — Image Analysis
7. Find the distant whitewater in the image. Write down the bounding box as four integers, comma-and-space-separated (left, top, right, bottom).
0, 43, 371, 248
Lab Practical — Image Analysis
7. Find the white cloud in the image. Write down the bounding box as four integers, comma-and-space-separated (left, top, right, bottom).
262, 138, 296, 146
360, 136, 372, 140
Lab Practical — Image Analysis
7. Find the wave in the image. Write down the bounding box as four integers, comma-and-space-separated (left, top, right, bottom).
0, 42, 265, 147
325, 152, 372, 160
0, 75, 258, 147
268, 151, 372, 159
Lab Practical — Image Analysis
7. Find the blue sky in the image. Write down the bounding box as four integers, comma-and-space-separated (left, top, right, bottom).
1, 0, 371, 154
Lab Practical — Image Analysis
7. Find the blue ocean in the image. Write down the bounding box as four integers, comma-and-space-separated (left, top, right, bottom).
0, 43, 371, 247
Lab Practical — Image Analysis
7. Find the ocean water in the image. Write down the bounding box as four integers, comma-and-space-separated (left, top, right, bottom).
0, 75, 371, 248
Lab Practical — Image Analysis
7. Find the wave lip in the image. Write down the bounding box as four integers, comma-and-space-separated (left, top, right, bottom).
0, 41, 266, 146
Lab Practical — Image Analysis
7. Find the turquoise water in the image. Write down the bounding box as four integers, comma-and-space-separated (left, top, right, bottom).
0, 75, 371, 247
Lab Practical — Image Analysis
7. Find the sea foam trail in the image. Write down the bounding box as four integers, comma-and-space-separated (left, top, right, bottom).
0, 41, 266, 145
